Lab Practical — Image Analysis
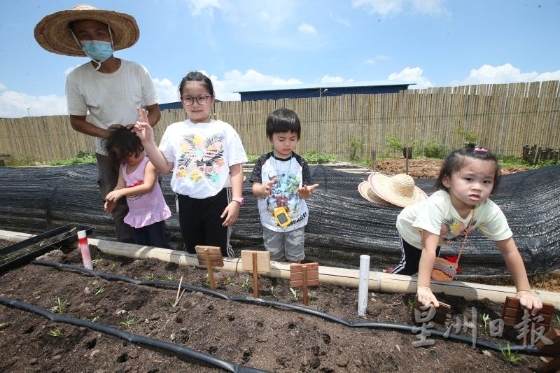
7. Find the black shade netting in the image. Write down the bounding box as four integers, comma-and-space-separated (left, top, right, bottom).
0, 164, 558, 278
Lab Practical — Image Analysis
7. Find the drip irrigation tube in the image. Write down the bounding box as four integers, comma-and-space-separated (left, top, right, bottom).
0, 296, 267, 373
25, 259, 539, 354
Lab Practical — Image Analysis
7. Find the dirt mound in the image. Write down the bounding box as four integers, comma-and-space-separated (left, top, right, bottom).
372, 158, 530, 179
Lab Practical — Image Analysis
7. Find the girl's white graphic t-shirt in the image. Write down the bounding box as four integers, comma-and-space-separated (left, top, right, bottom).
159, 119, 247, 198
397, 189, 512, 249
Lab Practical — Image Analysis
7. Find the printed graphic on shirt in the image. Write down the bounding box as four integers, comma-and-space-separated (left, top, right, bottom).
174, 133, 225, 183
250, 152, 310, 232
126, 180, 144, 201
439, 218, 477, 245
265, 169, 302, 223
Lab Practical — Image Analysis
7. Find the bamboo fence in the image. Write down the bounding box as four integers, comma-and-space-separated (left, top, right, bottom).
0, 81, 558, 163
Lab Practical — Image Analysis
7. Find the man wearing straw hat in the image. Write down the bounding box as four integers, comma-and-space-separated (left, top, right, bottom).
34, 4, 161, 243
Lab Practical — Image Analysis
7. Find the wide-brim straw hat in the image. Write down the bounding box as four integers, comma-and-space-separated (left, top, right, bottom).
34, 4, 139, 56
369, 173, 427, 208
357, 177, 395, 207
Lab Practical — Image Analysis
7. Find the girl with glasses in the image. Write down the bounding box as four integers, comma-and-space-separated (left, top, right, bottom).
134, 71, 247, 257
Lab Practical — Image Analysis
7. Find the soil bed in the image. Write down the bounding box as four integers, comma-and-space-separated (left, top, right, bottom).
0, 238, 558, 373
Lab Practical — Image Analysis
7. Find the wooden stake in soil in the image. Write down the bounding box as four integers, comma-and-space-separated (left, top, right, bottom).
195, 246, 223, 290
173, 276, 185, 307
412, 301, 451, 325
241, 250, 271, 298
290, 263, 319, 305
252, 253, 258, 298
501, 296, 555, 346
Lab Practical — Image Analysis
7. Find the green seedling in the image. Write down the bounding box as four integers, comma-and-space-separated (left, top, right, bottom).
120, 316, 135, 328
500, 343, 525, 364
270, 285, 277, 299
289, 288, 299, 300
49, 297, 67, 314
225, 276, 234, 286
91, 316, 100, 323
109, 262, 117, 271
556, 315, 560, 325
147, 273, 155, 281
94, 287, 106, 295
39, 240, 46, 247
407, 299, 416, 310
482, 313, 491, 335
92, 259, 101, 265
49, 327, 63, 337
166, 274, 174, 282
241, 277, 251, 293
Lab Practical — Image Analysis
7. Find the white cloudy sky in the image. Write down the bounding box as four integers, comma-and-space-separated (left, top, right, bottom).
1, 0, 559, 118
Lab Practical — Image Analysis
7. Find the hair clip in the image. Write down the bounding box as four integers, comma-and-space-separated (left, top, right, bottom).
474, 147, 488, 154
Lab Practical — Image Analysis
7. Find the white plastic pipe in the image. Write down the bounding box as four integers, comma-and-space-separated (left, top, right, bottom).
358, 255, 370, 316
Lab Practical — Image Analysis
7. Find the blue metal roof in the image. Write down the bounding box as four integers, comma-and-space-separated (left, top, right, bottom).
236, 81, 414, 101
235, 80, 414, 93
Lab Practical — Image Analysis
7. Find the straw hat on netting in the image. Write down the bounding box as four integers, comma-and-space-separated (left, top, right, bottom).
34, 4, 139, 56
368, 173, 427, 208
358, 181, 395, 207
358, 172, 397, 207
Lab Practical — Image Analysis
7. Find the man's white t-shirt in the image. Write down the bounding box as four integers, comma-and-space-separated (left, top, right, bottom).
397, 189, 512, 249
159, 119, 248, 198
65, 59, 159, 155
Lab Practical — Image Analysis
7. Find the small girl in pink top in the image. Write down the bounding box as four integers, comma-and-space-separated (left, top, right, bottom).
104, 126, 172, 249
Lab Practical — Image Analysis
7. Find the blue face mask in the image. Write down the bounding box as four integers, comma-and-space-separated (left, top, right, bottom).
81, 40, 113, 63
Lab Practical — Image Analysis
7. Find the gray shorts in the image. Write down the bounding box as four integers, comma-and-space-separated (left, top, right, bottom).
262, 226, 305, 262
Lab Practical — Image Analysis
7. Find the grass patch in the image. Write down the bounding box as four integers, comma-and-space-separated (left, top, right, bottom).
246, 151, 338, 165
49, 152, 96, 166
6, 151, 96, 167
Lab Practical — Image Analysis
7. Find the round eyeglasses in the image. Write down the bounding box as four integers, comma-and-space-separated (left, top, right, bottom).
181, 95, 213, 106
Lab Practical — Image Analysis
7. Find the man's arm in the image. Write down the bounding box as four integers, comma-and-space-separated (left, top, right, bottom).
145, 103, 161, 127
69, 115, 109, 139
70, 101, 160, 139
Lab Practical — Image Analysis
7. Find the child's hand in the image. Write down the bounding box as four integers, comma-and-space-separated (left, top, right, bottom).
133, 107, 154, 142
104, 200, 116, 214
416, 286, 439, 308
260, 178, 277, 198
516, 290, 543, 315
298, 183, 319, 199
265, 178, 277, 195
221, 202, 240, 227
105, 190, 123, 204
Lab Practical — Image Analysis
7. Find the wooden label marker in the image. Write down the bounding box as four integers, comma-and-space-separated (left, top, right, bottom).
241, 250, 270, 298
195, 246, 224, 290
290, 262, 319, 305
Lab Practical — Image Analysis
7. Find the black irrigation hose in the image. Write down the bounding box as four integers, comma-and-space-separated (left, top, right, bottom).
0, 296, 266, 373
5, 260, 540, 359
